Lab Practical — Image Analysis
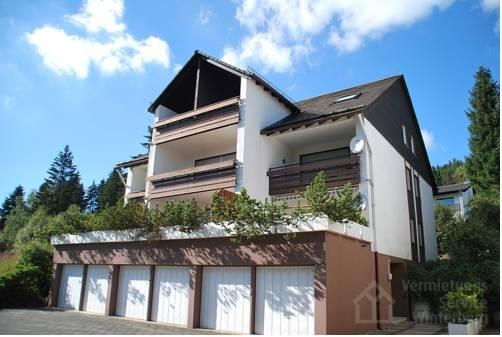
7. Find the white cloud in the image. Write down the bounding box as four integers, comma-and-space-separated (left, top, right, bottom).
66, 0, 125, 33
198, 8, 214, 25
26, 0, 170, 79
1, 95, 13, 109
223, 0, 453, 73
421, 128, 435, 150
480, 0, 499, 12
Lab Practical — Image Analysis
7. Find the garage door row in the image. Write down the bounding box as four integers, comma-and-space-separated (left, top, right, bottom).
57, 265, 315, 334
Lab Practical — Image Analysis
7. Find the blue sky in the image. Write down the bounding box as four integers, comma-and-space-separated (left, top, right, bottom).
0, 0, 499, 201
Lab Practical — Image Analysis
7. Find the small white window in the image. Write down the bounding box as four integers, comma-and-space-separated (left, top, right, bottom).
334, 92, 360, 103
411, 136, 415, 154
402, 125, 408, 146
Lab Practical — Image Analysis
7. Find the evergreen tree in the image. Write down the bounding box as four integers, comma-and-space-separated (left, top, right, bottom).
85, 181, 100, 213
0, 196, 30, 247
141, 126, 153, 150
0, 186, 24, 230
432, 159, 466, 186
98, 170, 125, 211
465, 67, 500, 197
37, 145, 86, 214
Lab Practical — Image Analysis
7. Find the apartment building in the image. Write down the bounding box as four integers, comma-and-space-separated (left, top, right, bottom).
50, 51, 438, 334
435, 182, 474, 217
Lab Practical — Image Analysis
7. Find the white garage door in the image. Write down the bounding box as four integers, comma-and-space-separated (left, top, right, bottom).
200, 267, 251, 334
151, 266, 190, 326
255, 266, 315, 335
82, 265, 110, 314
115, 266, 151, 320
58, 264, 84, 309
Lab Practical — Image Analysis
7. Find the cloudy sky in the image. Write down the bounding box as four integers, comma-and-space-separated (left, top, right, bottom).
0, 0, 499, 200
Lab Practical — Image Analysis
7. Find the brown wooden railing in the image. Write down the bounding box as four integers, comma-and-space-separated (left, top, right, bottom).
268, 155, 360, 196
148, 160, 237, 199
152, 97, 240, 144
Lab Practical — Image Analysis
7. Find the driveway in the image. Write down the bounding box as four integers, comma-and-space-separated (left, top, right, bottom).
0, 308, 220, 335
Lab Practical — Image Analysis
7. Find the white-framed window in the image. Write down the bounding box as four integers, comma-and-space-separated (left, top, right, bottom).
411, 136, 415, 154
402, 125, 408, 147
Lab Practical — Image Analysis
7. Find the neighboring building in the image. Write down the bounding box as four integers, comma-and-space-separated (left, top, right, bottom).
434, 182, 474, 217
50, 51, 438, 334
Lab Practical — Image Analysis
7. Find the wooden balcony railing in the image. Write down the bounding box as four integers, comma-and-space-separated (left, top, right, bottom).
268, 155, 360, 196
152, 97, 240, 145
148, 159, 237, 199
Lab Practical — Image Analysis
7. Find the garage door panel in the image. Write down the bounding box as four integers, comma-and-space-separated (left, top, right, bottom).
58, 265, 84, 310
255, 267, 315, 335
151, 266, 190, 325
200, 267, 251, 334
83, 265, 110, 314
116, 266, 150, 320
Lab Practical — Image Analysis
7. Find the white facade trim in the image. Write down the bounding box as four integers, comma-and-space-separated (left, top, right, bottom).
50, 217, 373, 246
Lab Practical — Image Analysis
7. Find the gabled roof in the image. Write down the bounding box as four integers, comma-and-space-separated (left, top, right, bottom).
147, 50, 299, 114
436, 182, 472, 195
261, 75, 401, 134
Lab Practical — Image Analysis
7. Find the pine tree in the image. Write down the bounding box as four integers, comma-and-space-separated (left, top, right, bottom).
98, 170, 125, 211
85, 181, 100, 213
0, 185, 24, 230
432, 159, 466, 186
465, 67, 500, 198
141, 126, 153, 150
37, 145, 86, 214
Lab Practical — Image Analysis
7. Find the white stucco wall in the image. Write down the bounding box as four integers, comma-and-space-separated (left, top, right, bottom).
154, 104, 177, 122
363, 118, 412, 260
420, 176, 438, 261
130, 165, 147, 192
238, 79, 291, 201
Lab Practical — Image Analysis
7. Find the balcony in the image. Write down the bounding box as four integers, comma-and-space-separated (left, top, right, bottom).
268, 155, 360, 196
148, 159, 237, 199
152, 97, 240, 145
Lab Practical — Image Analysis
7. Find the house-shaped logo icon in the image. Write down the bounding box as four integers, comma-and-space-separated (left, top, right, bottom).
353, 280, 394, 324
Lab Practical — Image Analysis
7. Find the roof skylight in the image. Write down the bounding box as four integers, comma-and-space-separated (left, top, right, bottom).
334, 92, 361, 103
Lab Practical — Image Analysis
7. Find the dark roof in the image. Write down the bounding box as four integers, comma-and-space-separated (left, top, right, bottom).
261, 75, 401, 134
436, 182, 472, 195
148, 50, 299, 114
116, 154, 149, 169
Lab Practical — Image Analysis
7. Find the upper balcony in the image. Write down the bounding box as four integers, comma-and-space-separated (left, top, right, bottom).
148, 123, 238, 207
152, 97, 240, 145
263, 117, 362, 198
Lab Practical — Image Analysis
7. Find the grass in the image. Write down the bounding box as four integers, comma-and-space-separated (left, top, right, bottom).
0, 251, 18, 275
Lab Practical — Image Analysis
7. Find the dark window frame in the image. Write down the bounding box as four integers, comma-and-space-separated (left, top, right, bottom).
194, 152, 236, 167
299, 146, 351, 165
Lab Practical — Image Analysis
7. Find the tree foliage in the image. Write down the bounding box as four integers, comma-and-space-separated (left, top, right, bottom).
432, 159, 467, 186
0, 186, 24, 231
36, 145, 85, 214
0, 198, 30, 249
299, 171, 367, 225
465, 67, 500, 198
98, 170, 125, 211
85, 181, 100, 213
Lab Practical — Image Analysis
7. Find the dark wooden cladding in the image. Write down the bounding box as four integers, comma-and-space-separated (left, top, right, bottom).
150, 160, 237, 198
152, 97, 240, 144
268, 155, 360, 196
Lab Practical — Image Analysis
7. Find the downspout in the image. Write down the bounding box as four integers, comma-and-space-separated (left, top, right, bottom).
356, 114, 381, 329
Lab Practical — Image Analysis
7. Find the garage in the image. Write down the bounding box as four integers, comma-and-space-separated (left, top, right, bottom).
255, 266, 315, 335
200, 267, 251, 334
57, 264, 84, 309
82, 265, 110, 314
151, 266, 190, 326
115, 266, 151, 320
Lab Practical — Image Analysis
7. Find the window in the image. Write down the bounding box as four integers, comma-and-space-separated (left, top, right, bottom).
437, 197, 455, 206
405, 167, 412, 192
333, 92, 361, 103
410, 136, 415, 154
410, 218, 416, 243
414, 175, 420, 199
402, 125, 408, 147
300, 147, 350, 164
194, 152, 236, 167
